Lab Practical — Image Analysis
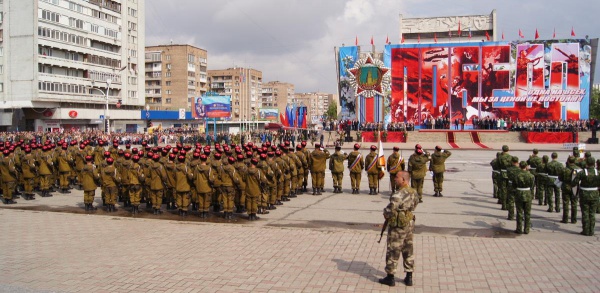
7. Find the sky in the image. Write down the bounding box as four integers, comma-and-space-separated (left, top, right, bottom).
145, 0, 599, 94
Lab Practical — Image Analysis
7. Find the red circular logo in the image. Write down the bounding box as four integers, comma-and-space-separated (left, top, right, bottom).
43, 110, 53, 117
68, 111, 78, 118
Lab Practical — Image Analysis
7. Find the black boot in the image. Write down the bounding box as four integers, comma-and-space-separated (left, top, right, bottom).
289, 191, 297, 198
312, 188, 316, 195
369, 188, 373, 195
404, 272, 413, 286
268, 204, 276, 210
438, 192, 443, 197
84, 203, 89, 211
283, 196, 290, 202
112, 205, 118, 212
316, 188, 322, 195
89, 204, 97, 211
378, 274, 395, 287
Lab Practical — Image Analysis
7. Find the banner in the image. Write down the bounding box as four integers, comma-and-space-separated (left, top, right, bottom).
259, 108, 278, 121
192, 95, 231, 118
338, 46, 359, 120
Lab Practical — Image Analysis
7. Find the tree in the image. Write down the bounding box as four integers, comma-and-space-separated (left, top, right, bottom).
325, 103, 338, 120
590, 87, 600, 119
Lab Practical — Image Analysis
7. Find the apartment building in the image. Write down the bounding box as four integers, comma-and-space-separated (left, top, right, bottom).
260, 81, 294, 121
145, 44, 208, 111
0, 0, 145, 132
292, 92, 336, 125
208, 67, 262, 121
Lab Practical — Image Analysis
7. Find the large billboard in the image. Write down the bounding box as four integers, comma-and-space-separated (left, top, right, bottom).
192, 95, 231, 119
338, 39, 593, 124
259, 108, 278, 121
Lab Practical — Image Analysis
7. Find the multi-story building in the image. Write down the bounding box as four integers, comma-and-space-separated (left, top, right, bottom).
292, 92, 335, 125
144, 44, 208, 111
260, 81, 294, 121
208, 67, 262, 121
0, 0, 145, 132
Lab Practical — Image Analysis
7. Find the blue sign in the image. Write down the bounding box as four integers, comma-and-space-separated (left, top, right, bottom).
99, 115, 105, 119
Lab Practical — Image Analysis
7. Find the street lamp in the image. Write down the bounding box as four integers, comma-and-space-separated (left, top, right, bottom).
105, 79, 111, 134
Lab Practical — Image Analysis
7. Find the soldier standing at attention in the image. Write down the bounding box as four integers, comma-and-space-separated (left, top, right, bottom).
347, 144, 364, 194
546, 152, 563, 213
378, 171, 419, 287
560, 156, 581, 224
56, 143, 73, 193
81, 155, 100, 211
220, 156, 241, 219
365, 145, 381, 195
20, 148, 37, 200
497, 145, 513, 210
234, 154, 248, 213
308, 143, 330, 195
246, 158, 269, 220
538, 155, 550, 206
193, 154, 215, 218
506, 156, 520, 221
174, 155, 194, 217
514, 161, 534, 234
101, 157, 121, 212
490, 152, 501, 200
294, 145, 308, 195
429, 146, 451, 197
149, 155, 167, 215
329, 145, 347, 193
301, 141, 310, 192
128, 155, 145, 215
408, 145, 430, 202
527, 149, 542, 198
0, 149, 18, 204
572, 157, 600, 236
387, 147, 405, 194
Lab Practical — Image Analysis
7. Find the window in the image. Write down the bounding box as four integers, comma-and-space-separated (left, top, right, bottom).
0, 65, 3, 74
166, 55, 171, 61
166, 90, 172, 94
187, 54, 195, 63
166, 72, 171, 77
41, 0, 59, 5
166, 81, 171, 86
90, 24, 99, 33
166, 64, 171, 70
41, 10, 60, 23
127, 21, 137, 31
105, 28, 118, 38
129, 49, 137, 57
68, 2, 83, 13
128, 91, 137, 98
166, 98, 172, 104
69, 17, 84, 29
128, 77, 137, 85
128, 7, 137, 17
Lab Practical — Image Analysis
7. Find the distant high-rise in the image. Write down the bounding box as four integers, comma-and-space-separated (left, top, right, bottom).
208, 68, 262, 121
0, 0, 145, 132
261, 81, 294, 122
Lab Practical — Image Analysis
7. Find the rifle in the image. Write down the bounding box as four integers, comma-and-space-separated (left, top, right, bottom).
377, 219, 388, 243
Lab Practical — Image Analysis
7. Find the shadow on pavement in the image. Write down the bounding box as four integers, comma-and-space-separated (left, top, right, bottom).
331, 258, 384, 283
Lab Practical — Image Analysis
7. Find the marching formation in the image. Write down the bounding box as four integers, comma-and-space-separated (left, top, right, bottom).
491, 145, 600, 235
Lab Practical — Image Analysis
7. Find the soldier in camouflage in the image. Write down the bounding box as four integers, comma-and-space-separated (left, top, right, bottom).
514, 161, 534, 234
546, 152, 563, 213
378, 171, 419, 287
506, 156, 520, 220
572, 157, 600, 236
560, 156, 581, 223
497, 145, 513, 211
527, 149, 542, 198
490, 152, 501, 200
429, 146, 451, 197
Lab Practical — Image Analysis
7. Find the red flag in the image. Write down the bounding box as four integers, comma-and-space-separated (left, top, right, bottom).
370, 36, 374, 45
502, 31, 505, 40
385, 35, 389, 44
535, 29, 539, 40
485, 31, 490, 41
571, 27, 576, 37
457, 20, 461, 36
553, 28, 556, 39
434, 32, 438, 43
401, 35, 405, 43
518, 29, 524, 38
355, 36, 358, 46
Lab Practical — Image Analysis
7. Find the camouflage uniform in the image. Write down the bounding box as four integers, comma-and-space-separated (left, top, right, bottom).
535, 156, 549, 206
571, 158, 600, 236
526, 150, 542, 197
497, 147, 513, 210
514, 162, 535, 234
546, 155, 563, 213
490, 153, 501, 200
429, 148, 451, 197
383, 184, 419, 278
506, 156, 520, 220
559, 157, 581, 223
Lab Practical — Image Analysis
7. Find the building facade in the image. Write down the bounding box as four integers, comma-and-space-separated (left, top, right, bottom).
260, 81, 294, 122
0, 0, 145, 132
292, 92, 335, 126
144, 44, 208, 111
399, 10, 497, 43
208, 67, 262, 121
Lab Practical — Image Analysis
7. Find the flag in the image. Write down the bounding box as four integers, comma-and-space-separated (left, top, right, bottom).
370, 36, 374, 45
418, 34, 420, 43
434, 32, 438, 43
485, 31, 490, 41
458, 20, 461, 36
535, 29, 539, 40
468, 28, 472, 39
377, 132, 386, 168
355, 36, 358, 46
385, 35, 389, 44
553, 28, 556, 39
502, 31, 505, 40
519, 29, 524, 38
571, 26, 576, 37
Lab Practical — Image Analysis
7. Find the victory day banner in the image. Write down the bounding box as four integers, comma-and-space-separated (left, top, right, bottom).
338, 39, 593, 125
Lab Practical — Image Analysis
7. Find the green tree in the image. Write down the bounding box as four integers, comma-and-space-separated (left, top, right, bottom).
325, 103, 338, 120
590, 87, 600, 119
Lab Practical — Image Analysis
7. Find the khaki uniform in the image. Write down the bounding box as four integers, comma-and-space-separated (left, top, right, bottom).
81, 163, 100, 204
267, 158, 282, 205
100, 164, 120, 206
37, 151, 54, 196
234, 161, 248, 212
148, 161, 167, 211
274, 156, 287, 201
128, 162, 145, 208
21, 153, 37, 197
328, 150, 347, 191
193, 163, 216, 214
347, 150, 364, 191
365, 151, 381, 190
164, 160, 177, 210
245, 166, 269, 216
175, 162, 193, 212
0, 155, 17, 201
295, 151, 308, 193
429, 150, 452, 195
218, 163, 241, 214
308, 148, 330, 193
56, 150, 73, 191
407, 152, 430, 201
387, 152, 405, 193
257, 160, 274, 210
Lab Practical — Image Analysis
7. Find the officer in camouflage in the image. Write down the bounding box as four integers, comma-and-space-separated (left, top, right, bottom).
546, 152, 563, 213
572, 157, 600, 236
497, 145, 513, 210
514, 161, 534, 234
527, 149, 542, 197
429, 145, 451, 197
506, 156, 520, 221
490, 152, 501, 200
560, 156, 581, 224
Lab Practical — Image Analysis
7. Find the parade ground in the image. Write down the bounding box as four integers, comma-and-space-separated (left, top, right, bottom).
1, 143, 600, 292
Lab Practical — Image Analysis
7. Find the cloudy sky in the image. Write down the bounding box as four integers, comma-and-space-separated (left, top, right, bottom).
145, 0, 599, 93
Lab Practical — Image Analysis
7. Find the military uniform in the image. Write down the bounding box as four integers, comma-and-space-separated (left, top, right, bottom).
506, 156, 520, 220
101, 159, 121, 212
365, 148, 381, 195
193, 159, 216, 218
233, 157, 248, 213
219, 158, 241, 219
347, 148, 364, 194
37, 148, 54, 197
514, 162, 534, 234
0, 152, 18, 204
559, 157, 581, 223
328, 148, 347, 193
128, 158, 145, 214
429, 147, 451, 197
407, 150, 430, 202
571, 158, 600, 236
81, 160, 100, 211
174, 158, 193, 216
497, 147, 513, 210
490, 153, 501, 199
245, 162, 269, 220
20, 151, 37, 200
308, 146, 330, 195
527, 150, 542, 197
387, 149, 405, 194
56, 148, 73, 193
148, 159, 167, 214
294, 146, 308, 194
537, 156, 549, 206
546, 154, 563, 213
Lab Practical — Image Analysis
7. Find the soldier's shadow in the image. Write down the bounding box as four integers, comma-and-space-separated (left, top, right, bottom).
331, 258, 384, 283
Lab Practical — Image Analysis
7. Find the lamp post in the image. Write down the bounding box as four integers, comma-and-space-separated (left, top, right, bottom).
104, 79, 112, 135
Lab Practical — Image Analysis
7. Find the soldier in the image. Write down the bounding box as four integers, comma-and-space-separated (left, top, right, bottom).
148, 155, 167, 215
497, 145, 513, 210
0, 149, 18, 204
81, 155, 100, 211
490, 152, 501, 200
329, 145, 347, 193
56, 144, 73, 193
219, 156, 241, 219
72, 144, 87, 189
572, 157, 600, 236
308, 143, 330, 195
164, 153, 177, 210
347, 144, 364, 194
210, 152, 223, 212
193, 154, 216, 218
506, 156, 520, 221
246, 158, 269, 220
560, 156, 581, 224
174, 155, 193, 217
527, 149, 542, 198
514, 161, 535, 234
387, 146, 405, 194
266, 151, 282, 209
274, 150, 288, 203
128, 155, 145, 215
295, 144, 308, 195
38, 146, 54, 198
429, 146, 451, 197
546, 152, 563, 213
378, 171, 419, 287
287, 146, 301, 198
188, 152, 201, 211
301, 141, 310, 192
101, 157, 121, 212
537, 155, 550, 206
257, 153, 273, 213
234, 154, 248, 213
120, 153, 134, 208
365, 145, 381, 195
20, 148, 37, 200
407, 146, 430, 202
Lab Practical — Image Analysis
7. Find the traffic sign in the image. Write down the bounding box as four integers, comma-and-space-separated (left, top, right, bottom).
100, 115, 104, 119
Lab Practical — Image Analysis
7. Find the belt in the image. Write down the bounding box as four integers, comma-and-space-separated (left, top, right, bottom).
529, 168, 536, 170
508, 180, 513, 184
517, 187, 531, 191
547, 175, 558, 179
501, 169, 507, 172
492, 170, 500, 173
537, 173, 547, 176
580, 187, 598, 191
